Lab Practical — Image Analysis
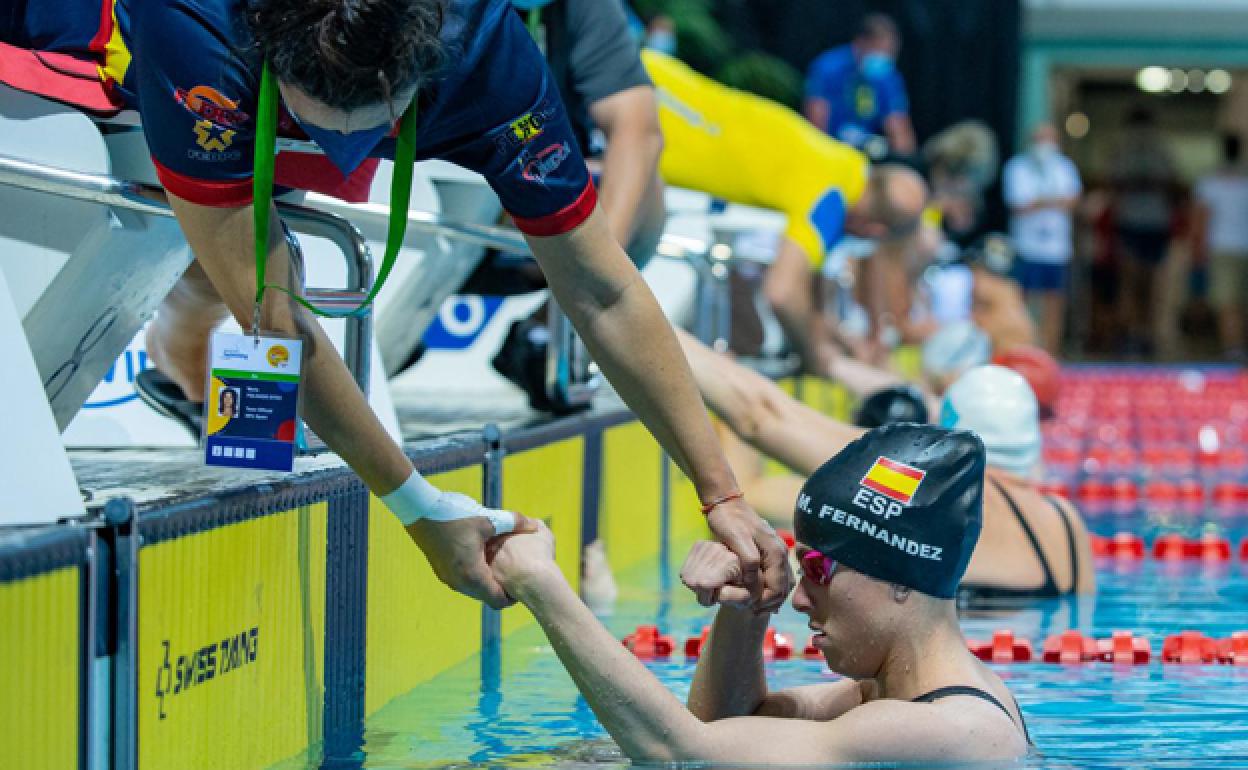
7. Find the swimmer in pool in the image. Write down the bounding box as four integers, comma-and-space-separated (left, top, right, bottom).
677, 329, 1094, 600
822, 319, 993, 418
490, 424, 1030, 763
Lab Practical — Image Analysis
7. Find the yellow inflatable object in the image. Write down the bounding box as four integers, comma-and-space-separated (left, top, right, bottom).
643, 50, 869, 268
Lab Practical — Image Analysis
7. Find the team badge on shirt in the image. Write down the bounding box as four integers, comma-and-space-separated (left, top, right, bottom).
520, 142, 571, 184
176, 85, 247, 155
860, 456, 926, 505
494, 104, 558, 155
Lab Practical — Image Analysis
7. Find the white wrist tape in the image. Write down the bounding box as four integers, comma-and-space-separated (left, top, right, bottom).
381, 470, 516, 535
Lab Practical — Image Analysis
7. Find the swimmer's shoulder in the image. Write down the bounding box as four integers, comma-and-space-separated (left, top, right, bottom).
831, 691, 1027, 763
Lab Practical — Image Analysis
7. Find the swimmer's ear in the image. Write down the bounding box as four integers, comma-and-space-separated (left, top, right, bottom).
891, 584, 911, 604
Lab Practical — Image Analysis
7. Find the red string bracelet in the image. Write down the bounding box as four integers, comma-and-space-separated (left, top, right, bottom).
701, 490, 744, 515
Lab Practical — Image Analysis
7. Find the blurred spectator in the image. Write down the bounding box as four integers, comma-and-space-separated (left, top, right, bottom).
1111, 107, 1178, 357
1003, 123, 1082, 355
1193, 133, 1248, 361
803, 14, 916, 156
644, 14, 677, 55
483, 0, 666, 412
924, 120, 1000, 246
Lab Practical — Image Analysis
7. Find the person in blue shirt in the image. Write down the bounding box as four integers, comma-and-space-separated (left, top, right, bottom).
1, 0, 791, 613
803, 14, 916, 156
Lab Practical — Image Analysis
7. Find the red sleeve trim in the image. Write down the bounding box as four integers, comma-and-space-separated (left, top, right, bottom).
510, 181, 598, 237
153, 159, 253, 208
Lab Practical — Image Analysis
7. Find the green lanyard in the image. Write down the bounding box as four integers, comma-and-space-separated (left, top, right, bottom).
251, 63, 418, 329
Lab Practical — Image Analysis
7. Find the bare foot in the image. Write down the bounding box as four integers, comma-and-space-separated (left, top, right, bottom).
145, 321, 211, 402
580, 539, 618, 612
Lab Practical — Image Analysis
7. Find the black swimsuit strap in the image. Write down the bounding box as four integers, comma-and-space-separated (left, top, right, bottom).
990, 479, 1059, 596
1046, 494, 1080, 593
912, 685, 1032, 744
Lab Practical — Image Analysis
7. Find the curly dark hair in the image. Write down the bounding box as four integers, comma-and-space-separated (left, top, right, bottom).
247, 0, 447, 109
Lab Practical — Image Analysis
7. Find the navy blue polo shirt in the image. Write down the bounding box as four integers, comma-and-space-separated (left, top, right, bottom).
25, 0, 597, 235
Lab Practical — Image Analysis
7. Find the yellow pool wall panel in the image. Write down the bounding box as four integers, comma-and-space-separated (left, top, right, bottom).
500, 437, 585, 638
365, 466, 485, 716
599, 422, 664, 574
137, 505, 327, 770
0, 566, 81, 770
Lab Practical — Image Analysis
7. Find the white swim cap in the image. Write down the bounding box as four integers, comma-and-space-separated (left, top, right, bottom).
922, 320, 992, 381
939, 365, 1041, 478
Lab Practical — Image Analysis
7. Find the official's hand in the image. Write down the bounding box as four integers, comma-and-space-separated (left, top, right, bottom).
407, 509, 538, 609
704, 498, 794, 613
680, 540, 752, 608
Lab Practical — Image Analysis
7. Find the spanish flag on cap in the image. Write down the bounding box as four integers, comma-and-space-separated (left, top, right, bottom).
860, 456, 926, 505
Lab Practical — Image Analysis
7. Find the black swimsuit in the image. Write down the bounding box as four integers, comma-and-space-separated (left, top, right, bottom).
912, 685, 1033, 745
959, 479, 1081, 602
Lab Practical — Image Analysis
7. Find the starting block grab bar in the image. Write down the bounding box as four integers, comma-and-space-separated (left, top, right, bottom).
0, 152, 376, 397
1, 150, 740, 423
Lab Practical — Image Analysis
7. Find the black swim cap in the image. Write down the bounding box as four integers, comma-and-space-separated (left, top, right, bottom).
853, 385, 930, 428
794, 423, 984, 599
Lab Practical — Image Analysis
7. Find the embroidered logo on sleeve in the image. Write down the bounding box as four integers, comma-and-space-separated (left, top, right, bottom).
520, 142, 571, 185
493, 104, 558, 155
176, 85, 249, 158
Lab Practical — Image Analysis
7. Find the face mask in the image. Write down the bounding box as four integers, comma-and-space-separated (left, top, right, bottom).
646, 30, 677, 56
287, 109, 392, 176
1031, 142, 1059, 162
860, 52, 895, 79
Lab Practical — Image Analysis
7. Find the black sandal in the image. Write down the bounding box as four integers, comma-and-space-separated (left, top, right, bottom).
134, 369, 205, 439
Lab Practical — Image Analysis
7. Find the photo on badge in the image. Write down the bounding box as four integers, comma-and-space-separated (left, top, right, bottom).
203, 332, 304, 472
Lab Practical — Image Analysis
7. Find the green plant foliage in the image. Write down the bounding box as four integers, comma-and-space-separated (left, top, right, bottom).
717, 52, 804, 109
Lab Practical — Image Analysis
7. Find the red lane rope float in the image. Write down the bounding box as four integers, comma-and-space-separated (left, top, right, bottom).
1041, 631, 1151, 665
968, 630, 1034, 663
634, 628, 1247, 665
623, 625, 675, 658
1090, 533, 1236, 561
1089, 533, 1145, 560
1150, 534, 1233, 562
1162, 631, 1220, 664
682, 627, 794, 660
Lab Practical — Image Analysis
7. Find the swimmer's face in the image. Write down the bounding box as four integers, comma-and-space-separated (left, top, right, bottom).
792, 545, 891, 677
279, 81, 418, 135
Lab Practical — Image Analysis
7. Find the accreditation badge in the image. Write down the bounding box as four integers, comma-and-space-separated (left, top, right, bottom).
203, 332, 304, 471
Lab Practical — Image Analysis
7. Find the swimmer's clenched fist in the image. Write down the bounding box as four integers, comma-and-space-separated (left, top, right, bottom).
705, 499, 794, 613
680, 541, 752, 608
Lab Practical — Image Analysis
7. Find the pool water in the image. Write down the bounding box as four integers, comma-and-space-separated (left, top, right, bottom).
293, 368, 1248, 769
309, 533, 1248, 770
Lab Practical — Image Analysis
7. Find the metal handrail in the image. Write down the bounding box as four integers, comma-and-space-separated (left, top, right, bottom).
0, 152, 374, 393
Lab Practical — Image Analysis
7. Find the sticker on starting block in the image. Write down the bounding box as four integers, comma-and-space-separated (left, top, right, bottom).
204, 333, 303, 471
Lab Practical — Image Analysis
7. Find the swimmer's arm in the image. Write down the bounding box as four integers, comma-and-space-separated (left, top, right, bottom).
675, 327, 864, 477
589, 85, 664, 247
804, 97, 831, 133
884, 113, 916, 155
510, 561, 732, 762
825, 350, 904, 399
690, 698, 1023, 763
687, 606, 771, 721
754, 679, 869, 721
763, 238, 834, 374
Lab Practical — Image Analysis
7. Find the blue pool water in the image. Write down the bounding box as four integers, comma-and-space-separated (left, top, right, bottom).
329, 512, 1248, 770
